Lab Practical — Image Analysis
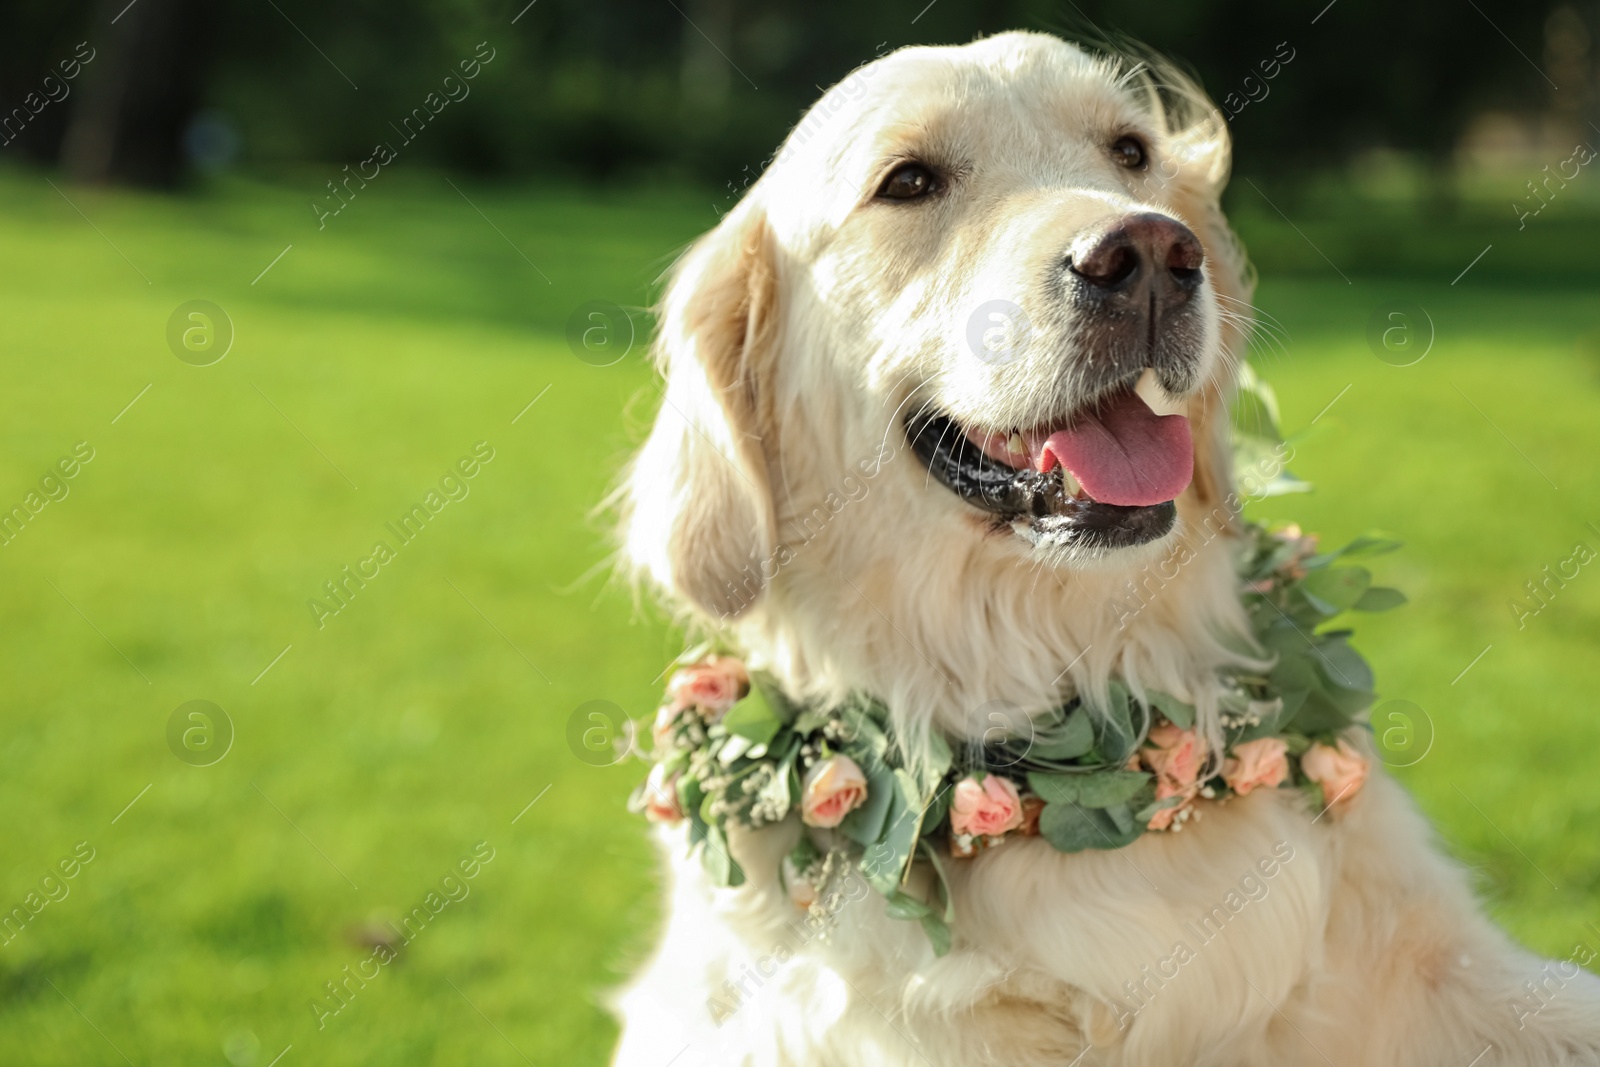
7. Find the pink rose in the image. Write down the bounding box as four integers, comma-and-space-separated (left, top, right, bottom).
950, 774, 1024, 838
1275, 523, 1321, 579
1224, 737, 1290, 796
800, 756, 868, 828
1146, 777, 1195, 831
1143, 723, 1206, 791
643, 763, 684, 823
667, 656, 750, 719
1301, 739, 1368, 807
1143, 724, 1208, 831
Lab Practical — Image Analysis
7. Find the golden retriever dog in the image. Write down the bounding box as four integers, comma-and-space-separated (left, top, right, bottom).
612, 31, 1600, 1066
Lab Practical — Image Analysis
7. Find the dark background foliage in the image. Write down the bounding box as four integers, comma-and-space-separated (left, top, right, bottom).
3, 0, 1595, 186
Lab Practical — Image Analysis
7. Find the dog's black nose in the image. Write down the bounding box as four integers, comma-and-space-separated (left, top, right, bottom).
1067, 213, 1204, 309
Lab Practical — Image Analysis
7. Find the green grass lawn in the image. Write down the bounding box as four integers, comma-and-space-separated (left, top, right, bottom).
0, 167, 1596, 1065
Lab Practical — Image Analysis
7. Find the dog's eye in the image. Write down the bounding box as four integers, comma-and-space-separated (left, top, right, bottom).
1111, 136, 1147, 169
876, 163, 937, 201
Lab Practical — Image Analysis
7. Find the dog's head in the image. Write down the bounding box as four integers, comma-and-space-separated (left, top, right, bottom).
621, 32, 1255, 741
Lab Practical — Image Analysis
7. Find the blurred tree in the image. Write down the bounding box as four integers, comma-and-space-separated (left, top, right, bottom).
61, 0, 216, 186
0, 0, 1583, 187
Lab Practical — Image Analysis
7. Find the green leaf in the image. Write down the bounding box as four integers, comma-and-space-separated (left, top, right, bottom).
699, 824, 744, 887
752, 675, 798, 720
1232, 362, 1283, 441
1027, 705, 1096, 760
1314, 636, 1375, 692
1038, 801, 1099, 852
1261, 620, 1316, 658
786, 836, 822, 876
918, 840, 957, 923
680, 777, 708, 843
1232, 697, 1295, 743
918, 732, 954, 797
919, 785, 953, 838
920, 913, 953, 957
1269, 652, 1317, 694
885, 890, 932, 921
838, 704, 890, 759
1027, 772, 1082, 805
1135, 794, 1182, 824
1353, 586, 1407, 612
1103, 802, 1136, 836
792, 709, 831, 736
1286, 688, 1356, 735
839, 762, 896, 845
1073, 770, 1151, 809
1322, 685, 1376, 716
1093, 683, 1139, 765
1148, 690, 1194, 729
1232, 382, 1282, 443
1301, 566, 1372, 614
860, 769, 922, 897
1038, 802, 1142, 853
722, 689, 782, 746
1306, 533, 1403, 567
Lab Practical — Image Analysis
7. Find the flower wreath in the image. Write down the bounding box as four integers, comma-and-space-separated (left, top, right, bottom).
631, 521, 1404, 953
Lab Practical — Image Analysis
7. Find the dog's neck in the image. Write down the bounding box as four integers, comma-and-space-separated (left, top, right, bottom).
724, 510, 1253, 766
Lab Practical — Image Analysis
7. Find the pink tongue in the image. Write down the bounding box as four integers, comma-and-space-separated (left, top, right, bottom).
1034, 390, 1193, 507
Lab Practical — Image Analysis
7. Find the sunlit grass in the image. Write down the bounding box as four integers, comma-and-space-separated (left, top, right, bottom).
0, 166, 1595, 1064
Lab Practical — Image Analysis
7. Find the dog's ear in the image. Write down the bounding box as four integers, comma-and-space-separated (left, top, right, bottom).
1164, 108, 1254, 513
620, 203, 780, 621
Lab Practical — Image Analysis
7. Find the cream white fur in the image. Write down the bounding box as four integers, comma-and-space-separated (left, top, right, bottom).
613, 31, 1600, 1066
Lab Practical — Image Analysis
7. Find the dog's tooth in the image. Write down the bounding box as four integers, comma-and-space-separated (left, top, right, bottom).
1006, 432, 1026, 455
1061, 468, 1082, 497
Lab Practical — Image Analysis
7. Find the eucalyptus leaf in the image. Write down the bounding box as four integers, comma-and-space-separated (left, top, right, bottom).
1039, 802, 1142, 853
1269, 653, 1318, 694
1232, 363, 1283, 441
1148, 690, 1195, 729
1301, 566, 1372, 614
1103, 802, 1136, 836
1073, 770, 1151, 809
1027, 773, 1082, 805
1320, 684, 1376, 716
792, 709, 831, 736
1027, 705, 1096, 760
919, 732, 954, 797
1353, 586, 1407, 612
920, 913, 953, 957
1307, 533, 1403, 567
1314, 636, 1375, 692
679, 777, 706, 828
722, 689, 782, 746
918, 840, 957, 923
1135, 794, 1182, 824
1037, 801, 1100, 852
1232, 386, 1282, 443
1093, 683, 1138, 765
1261, 621, 1315, 658
839, 705, 890, 758
1286, 688, 1354, 735
860, 769, 922, 897
885, 890, 933, 921
700, 824, 744, 887
920, 785, 953, 838
839, 762, 896, 845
